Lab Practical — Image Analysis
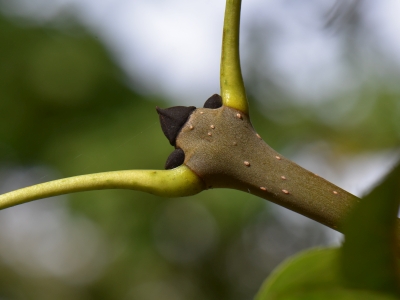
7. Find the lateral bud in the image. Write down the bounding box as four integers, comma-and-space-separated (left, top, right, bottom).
203, 94, 223, 109
165, 148, 185, 170
156, 106, 196, 146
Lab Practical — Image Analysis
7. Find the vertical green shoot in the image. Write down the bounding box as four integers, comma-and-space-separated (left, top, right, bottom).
220, 0, 249, 114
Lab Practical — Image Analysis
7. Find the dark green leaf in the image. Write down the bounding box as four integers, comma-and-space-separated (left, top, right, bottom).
341, 161, 400, 295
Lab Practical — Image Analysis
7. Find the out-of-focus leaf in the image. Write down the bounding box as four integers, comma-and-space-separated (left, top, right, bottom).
265, 290, 398, 300
255, 247, 399, 300
341, 160, 400, 295
255, 248, 339, 299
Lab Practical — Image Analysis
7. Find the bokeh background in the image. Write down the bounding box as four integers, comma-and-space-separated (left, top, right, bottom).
0, 0, 399, 299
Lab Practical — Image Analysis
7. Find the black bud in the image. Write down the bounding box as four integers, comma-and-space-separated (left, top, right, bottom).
165, 148, 185, 170
203, 94, 222, 109
156, 106, 196, 146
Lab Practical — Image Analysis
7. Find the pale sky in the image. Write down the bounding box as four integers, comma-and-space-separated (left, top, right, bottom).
2, 0, 400, 107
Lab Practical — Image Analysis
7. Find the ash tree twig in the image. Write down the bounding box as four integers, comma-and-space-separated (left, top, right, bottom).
1, 0, 395, 250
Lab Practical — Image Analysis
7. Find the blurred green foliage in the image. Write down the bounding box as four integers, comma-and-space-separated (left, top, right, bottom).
255, 248, 399, 300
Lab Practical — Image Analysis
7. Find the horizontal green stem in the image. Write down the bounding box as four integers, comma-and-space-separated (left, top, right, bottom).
0, 166, 204, 210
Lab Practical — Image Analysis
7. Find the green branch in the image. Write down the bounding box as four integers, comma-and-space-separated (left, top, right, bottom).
220, 0, 249, 114
0, 166, 204, 210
